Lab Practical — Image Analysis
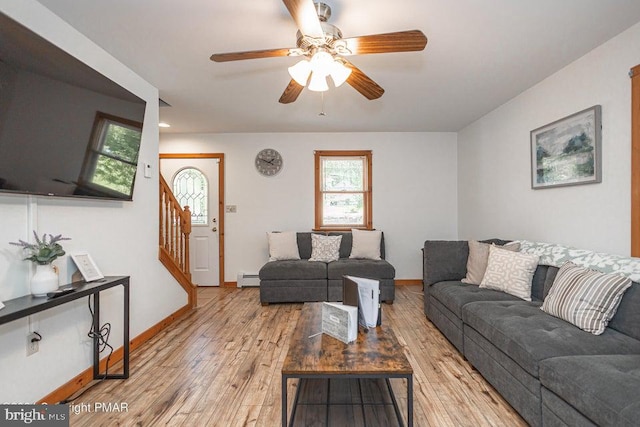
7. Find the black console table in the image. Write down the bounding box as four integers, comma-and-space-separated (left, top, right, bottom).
0, 276, 130, 380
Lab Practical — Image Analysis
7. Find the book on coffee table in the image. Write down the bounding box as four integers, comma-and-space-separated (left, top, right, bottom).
321, 302, 358, 344
343, 275, 381, 328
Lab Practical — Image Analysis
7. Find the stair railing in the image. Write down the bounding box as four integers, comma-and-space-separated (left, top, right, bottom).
159, 175, 196, 307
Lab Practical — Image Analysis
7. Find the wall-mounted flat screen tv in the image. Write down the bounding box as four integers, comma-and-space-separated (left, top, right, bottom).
0, 12, 147, 201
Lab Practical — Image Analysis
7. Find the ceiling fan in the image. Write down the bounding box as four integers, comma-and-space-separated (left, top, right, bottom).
210, 0, 428, 104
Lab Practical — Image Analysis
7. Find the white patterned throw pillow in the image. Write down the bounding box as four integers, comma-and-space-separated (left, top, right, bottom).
480, 245, 540, 301
541, 262, 632, 335
309, 234, 342, 262
462, 240, 520, 285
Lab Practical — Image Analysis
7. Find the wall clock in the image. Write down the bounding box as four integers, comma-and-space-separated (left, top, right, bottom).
255, 148, 283, 176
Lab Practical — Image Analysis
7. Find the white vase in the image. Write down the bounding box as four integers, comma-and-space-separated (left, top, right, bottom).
31, 264, 59, 297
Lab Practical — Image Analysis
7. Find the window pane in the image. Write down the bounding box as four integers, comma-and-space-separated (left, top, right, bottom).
323, 193, 364, 226
173, 168, 208, 225
322, 158, 364, 191
92, 154, 136, 195
102, 122, 142, 163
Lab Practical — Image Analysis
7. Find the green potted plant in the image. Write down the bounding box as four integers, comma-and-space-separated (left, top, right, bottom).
10, 231, 71, 296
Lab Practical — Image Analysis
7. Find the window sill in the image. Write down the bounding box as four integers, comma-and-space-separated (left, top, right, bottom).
312, 227, 373, 232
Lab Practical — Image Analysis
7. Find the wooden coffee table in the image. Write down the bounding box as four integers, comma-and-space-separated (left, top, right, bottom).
282, 303, 413, 426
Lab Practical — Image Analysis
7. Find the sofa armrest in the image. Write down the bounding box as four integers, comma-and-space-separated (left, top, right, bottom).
423, 240, 469, 286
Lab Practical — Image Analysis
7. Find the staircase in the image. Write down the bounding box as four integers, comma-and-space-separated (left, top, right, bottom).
159, 175, 196, 307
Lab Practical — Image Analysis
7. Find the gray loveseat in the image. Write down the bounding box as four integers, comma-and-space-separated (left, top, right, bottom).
423, 240, 640, 426
259, 231, 395, 305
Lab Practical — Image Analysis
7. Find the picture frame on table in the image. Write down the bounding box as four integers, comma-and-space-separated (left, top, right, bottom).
530, 105, 602, 189
70, 252, 104, 282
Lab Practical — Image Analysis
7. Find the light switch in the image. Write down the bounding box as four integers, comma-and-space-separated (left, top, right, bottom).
143, 162, 152, 178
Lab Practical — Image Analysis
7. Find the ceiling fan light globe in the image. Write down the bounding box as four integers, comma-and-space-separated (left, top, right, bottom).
308, 71, 329, 92
288, 59, 312, 86
310, 51, 334, 76
329, 60, 352, 87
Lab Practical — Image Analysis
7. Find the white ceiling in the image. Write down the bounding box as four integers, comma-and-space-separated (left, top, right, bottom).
36, 0, 640, 134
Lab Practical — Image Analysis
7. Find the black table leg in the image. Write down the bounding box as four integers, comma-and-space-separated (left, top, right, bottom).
122, 281, 130, 378
282, 375, 287, 427
92, 293, 100, 379
407, 374, 413, 427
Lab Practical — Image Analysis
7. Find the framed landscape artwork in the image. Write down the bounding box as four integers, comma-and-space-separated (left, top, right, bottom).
530, 105, 602, 189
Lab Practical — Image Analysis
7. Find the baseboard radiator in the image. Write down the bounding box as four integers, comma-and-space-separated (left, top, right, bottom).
237, 272, 260, 288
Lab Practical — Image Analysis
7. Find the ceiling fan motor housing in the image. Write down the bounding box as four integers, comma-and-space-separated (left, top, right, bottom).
314, 2, 331, 22
296, 3, 343, 54
296, 22, 342, 52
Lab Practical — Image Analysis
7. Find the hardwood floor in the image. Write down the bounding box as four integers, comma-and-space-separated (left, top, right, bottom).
67, 286, 526, 426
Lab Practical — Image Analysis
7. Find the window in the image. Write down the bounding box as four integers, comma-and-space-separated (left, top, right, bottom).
315, 150, 372, 230
79, 112, 142, 198
172, 168, 208, 225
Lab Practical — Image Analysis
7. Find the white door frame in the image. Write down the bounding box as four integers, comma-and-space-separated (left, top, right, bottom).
160, 153, 226, 287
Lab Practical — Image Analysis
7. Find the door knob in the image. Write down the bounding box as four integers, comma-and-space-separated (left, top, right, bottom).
212, 226, 217, 232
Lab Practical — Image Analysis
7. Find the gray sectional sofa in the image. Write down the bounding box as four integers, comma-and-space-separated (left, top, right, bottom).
423, 240, 640, 427
259, 231, 395, 305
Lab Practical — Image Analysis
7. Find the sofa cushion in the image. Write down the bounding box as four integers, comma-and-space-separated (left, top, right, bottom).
430, 281, 521, 318
527, 264, 558, 302
480, 246, 539, 301
296, 232, 314, 259
609, 281, 640, 341
423, 241, 469, 285
327, 259, 395, 280
331, 232, 354, 259
540, 265, 559, 300
542, 262, 632, 335
259, 260, 327, 280
541, 388, 597, 427
540, 355, 640, 427
259, 279, 327, 303
462, 300, 640, 378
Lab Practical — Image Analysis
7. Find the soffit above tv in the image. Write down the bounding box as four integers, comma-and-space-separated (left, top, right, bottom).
0, 13, 142, 104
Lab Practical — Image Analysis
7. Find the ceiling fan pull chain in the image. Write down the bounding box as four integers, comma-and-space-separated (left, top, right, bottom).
319, 92, 327, 116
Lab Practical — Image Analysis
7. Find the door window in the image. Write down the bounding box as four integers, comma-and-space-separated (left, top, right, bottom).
172, 167, 208, 225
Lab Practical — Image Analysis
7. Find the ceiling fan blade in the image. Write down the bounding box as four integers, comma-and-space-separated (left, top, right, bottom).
339, 30, 428, 55
282, 0, 324, 39
210, 48, 294, 62
279, 79, 305, 104
343, 60, 384, 100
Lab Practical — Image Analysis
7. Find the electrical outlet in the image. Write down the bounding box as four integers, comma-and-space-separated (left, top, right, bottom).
27, 332, 39, 356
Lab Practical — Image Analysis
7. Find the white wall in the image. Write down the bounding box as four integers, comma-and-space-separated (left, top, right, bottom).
0, 0, 186, 402
458, 21, 640, 256
160, 132, 459, 281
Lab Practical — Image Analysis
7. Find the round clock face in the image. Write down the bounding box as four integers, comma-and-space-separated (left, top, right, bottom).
255, 148, 283, 176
